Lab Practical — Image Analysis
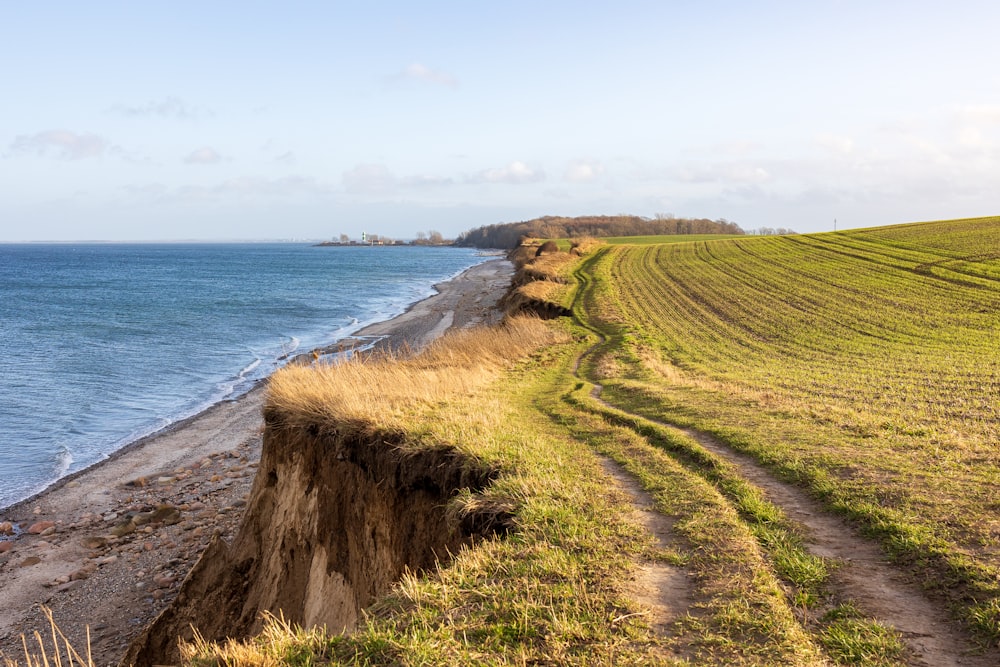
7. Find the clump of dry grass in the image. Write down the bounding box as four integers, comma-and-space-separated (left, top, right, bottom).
569, 236, 602, 255
180, 612, 330, 667
2, 608, 93, 667
265, 316, 565, 436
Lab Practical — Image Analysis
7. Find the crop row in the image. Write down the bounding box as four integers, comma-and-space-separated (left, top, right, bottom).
595, 218, 1000, 576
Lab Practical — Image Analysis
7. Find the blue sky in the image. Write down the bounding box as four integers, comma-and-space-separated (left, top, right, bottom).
3, 1, 999, 241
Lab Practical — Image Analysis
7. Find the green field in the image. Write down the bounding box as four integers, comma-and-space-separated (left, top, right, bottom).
603, 234, 745, 245
575, 216, 1000, 641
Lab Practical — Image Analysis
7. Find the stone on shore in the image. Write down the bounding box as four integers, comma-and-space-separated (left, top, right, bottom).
82, 536, 109, 550
27, 521, 56, 535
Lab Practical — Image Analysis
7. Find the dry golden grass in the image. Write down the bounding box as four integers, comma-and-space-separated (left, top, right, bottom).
523, 250, 576, 282
1, 608, 93, 667
265, 316, 567, 437
569, 236, 602, 255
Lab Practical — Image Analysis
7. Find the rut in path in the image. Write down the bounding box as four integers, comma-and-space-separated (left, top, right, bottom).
591, 381, 1000, 667
596, 457, 695, 639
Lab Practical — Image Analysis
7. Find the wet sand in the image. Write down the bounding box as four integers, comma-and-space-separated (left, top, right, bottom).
0, 257, 512, 667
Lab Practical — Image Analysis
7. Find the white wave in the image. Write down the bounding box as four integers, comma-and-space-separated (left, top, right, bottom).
54, 446, 73, 477
237, 357, 262, 379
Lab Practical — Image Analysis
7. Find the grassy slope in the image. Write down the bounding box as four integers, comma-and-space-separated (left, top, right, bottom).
582, 217, 1000, 639
170, 217, 1000, 666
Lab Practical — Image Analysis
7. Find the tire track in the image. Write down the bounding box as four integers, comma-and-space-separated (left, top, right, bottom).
595, 382, 999, 666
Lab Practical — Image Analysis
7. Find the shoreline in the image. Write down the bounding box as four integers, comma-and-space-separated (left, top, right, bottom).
0, 257, 513, 666
0, 256, 507, 517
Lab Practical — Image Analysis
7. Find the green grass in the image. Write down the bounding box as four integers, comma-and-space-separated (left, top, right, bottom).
603, 234, 745, 245
571, 216, 1000, 642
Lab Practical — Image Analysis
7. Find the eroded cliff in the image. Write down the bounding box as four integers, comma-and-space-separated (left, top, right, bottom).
122, 411, 503, 667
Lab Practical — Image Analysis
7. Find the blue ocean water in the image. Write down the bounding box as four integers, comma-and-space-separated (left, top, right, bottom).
0, 243, 487, 510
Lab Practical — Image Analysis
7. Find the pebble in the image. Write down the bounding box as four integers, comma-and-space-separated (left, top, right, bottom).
149, 505, 182, 525
153, 573, 175, 588
27, 521, 55, 535
0, 521, 13, 535
82, 536, 109, 550
111, 520, 136, 537
19, 556, 41, 568
0, 542, 13, 554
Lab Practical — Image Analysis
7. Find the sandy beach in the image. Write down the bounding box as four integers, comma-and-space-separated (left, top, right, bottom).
0, 257, 512, 667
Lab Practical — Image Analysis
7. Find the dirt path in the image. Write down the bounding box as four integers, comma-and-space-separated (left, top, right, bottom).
592, 383, 996, 665
595, 458, 694, 638
678, 426, 997, 667
570, 319, 996, 665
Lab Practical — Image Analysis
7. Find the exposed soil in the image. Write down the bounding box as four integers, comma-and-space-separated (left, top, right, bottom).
596, 459, 694, 638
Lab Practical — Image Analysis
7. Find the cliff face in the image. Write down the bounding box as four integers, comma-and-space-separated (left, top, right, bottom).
123, 412, 502, 667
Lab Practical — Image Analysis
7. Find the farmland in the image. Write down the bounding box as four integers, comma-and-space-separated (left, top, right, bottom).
573, 217, 1000, 645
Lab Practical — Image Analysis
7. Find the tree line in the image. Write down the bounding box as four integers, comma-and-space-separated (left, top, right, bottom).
454, 215, 745, 249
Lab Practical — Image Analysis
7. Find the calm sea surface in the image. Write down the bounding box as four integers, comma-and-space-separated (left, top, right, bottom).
0, 243, 487, 510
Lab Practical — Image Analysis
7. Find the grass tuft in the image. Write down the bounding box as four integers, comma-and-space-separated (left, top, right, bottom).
1, 608, 93, 667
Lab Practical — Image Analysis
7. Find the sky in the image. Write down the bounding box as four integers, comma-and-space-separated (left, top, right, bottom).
3, 1, 1000, 241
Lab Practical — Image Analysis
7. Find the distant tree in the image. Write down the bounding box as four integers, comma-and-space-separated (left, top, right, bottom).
339, 233, 349, 244
454, 214, 745, 249
428, 230, 444, 244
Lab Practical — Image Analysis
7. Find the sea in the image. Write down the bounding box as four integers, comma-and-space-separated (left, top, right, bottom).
0, 243, 490, 511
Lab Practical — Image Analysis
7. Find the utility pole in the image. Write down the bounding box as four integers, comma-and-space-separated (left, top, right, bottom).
834, 218, 837, 232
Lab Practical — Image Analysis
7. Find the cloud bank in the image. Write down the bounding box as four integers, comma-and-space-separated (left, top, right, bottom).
8, 130, 110, 159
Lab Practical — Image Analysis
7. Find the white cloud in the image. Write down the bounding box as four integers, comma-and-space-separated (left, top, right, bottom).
211, 175, 332, 197
564, 159, 605, 183
472, 160, 545, 185
816, 133, 855, 155
674, 163, 771, 186
123, 176, 335, 204
395, 63, 459, 88
183, 147, 223, 164
342, 163, 397, 193
110, 96, 208, 119
342, 163, 455, 194
8, 130, 110, 159
954, 104, 1000, 124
